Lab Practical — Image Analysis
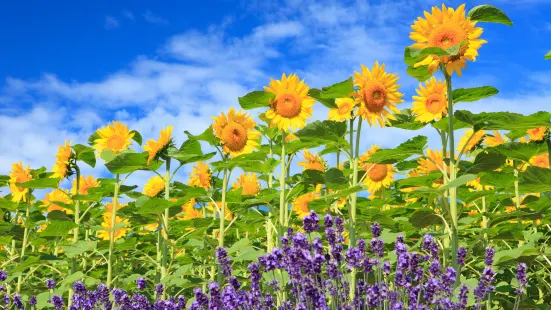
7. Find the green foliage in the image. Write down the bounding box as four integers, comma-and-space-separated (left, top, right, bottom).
452, 86, 499, 103
468, 5, 513, 26
238, 91, 275, 110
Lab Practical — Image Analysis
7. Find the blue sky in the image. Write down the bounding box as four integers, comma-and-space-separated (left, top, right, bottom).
1, 0, 550, 190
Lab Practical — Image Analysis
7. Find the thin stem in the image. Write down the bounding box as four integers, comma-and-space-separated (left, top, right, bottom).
349, 118, 362, 301
267, 139, 274, 252
106, 173, 120, 287
217, 166, 229, 285
161, 158, 171, 298
278, 132, 287, 248
16, 190, 32, 293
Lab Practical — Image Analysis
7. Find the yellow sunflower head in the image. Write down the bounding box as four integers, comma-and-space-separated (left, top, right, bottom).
417, 149, 447, 175
212, 108, 260, 157
143, 126, 174, 163
484, 130, 508, 147
94, 121, 134, 156
143, 175, 165, 197
292, 192, 319, 219
71, 175, 100, 195
180, 198, 203, 220
9, 162, 33, 203
104, 202, 126, 213
466, 177, 493, 191
207, 201, 233, 220
359, 145, 395, 194
353, 62, 404, 127
411, 77, 447, 123
529, 153, 549, 168
98, 213, 129, 241
297, 150, 326, 172
42, 189, 73, 214
328, 98, 357, 122
410, 4, 486, 77
457, 129, 486, 153
263, 73, 315, 132
51, 141, 74, 179
285, 132, 299, 142
188, 161, 212, 189
232, 173, 261, 196
527, 127, 548, 142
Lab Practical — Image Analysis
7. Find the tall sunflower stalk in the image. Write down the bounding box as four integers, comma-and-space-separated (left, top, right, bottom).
16, 190, 32, 293
106, 173, 120, 287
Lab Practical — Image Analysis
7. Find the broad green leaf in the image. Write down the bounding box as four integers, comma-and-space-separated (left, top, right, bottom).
404, 45, 462, 66
105, 152, 152, 174
61, 240, 97, 258
455, 110, 551, 131
396, 172, 442, 189
389, 109, 428, 130
463, 151, 506, 173
303, 170, 325, 185
439, 174, 476, 191
366, 136, 427, 164
130, 130, 142, 145
480, 171, 515, 188
100, 149, 117, 162
16, 177, 60, 189
296, 120, 347, 143
320, 77, 354, 99
406, 64, 432, 82
47, 210, 73, 221
325, 168, 348, 185
72, 144, 96, 168
238, 91, 274, 110
185, 127, 219, 146
494, 246, 539, 265
489, 142, 547, 162
489, 211, 542, 227
87, 132, 100, 146
136, 196, 178, 215
0, 197, 18, 211
545, 49, 551, 60
233, 247, 264, 262
409, 209, 442, 228
40, 221, 78, 237
168, 140, 216, 165
468, 5, 512, 26
519, 166, 551, 193
211, 152, 278, 174
452, 86, 499, 103
432, 116, 471, 133
308, 88, 337, 109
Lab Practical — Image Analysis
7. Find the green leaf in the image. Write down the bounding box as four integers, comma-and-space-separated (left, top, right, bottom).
432, 116, 470, 133
320, 77, 354, 99
455, 110, 551, 131
130, 130, 142, 145
519, 166, 551, 193
489, 142, 547, 162
296, 120, 347, 143
185, 127, 219, 146
238, 91, 275, 110
406, 64, 432, 82
61, 240, 97, 258
72, 144, 96, 168
480, 171, 515, 189
168, 140, 216, 165
366, 136, 427, 164
452, 86, 499, 103
325, 168, 348, 185
87, 132, 100, 146
545, 49, 551, 60
439, 174, 476, 191
212, 152, 278, 174
409, 209, 442, 228
16, 177, 60, 189
464, 151, 506, 173
104, 152, 150, 174
40, 221, 78, 237
136, 196, 177, 216
468, 5, 512, 26
308, 89, 337, 109
494, 246, 539, 265
389, 109, 428, 130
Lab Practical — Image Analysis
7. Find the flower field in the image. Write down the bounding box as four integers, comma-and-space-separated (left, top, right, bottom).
1, 3, 551, 309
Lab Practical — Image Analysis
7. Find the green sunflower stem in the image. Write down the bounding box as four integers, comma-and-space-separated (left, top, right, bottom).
161, 158, 171, 298
444, 71, 459, 273
278, 133, 287, 248
218, 167, 229, 285
348, 118, 361, 301
267, 140, 274, 252
16, 190, 32, 293
106, 173, 120, 288
69, 165, 81, 307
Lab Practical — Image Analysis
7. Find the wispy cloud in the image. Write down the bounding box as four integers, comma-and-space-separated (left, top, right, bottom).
122, 10, 135, 21
104, 16, 120, 30
143, 10, 169, 25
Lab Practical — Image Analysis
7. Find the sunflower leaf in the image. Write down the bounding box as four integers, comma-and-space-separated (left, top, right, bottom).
72, 144, 96, 168
309, 89, 337, 109
40, 221, 78, 237
409, 209, 442, 228
545, 49, 551, 60
296, 120, 347, 143
87, 132, 100, 146
468, 5, 512, 26
464, 151, 506, 174
366, 136, 427, 164
439, 174, 476, 191
519, 166, 551, 193
129, 130, 142, 145
406, 65, 432, 82
16, 177, 60, 189
169, 141, 217, 165
238, 91, 274, 110
455, 110, 551, 131
452, 86, 499, 103
104, 152, 150, 174
320, 77, 354, 99
389, 109, 428, 130
185, 128, 219, 147
488, 142, 547, 162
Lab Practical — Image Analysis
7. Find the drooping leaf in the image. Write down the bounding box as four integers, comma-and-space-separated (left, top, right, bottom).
168, 141, 216, 165
16, 177, 60, 189
40, 221, 78, 237
211, 152, 278, 174
185, 127, 219, 147
238, 91, 274, 110
389, 109, 428, 130
72, 144, 96, 168
545, 49, 551, 60
105, 152, 155, 174
325, 168, 348, 185
406, 64, 432, 82
320, 77, 354, 99
452, 86, 499, 103
455, 110, 551, 131
130, 130, 143, 145
468, 5, 512, 26
136, 196, 178, 216
439, 174, 477, 191
308, 89, 337, 109
366, 136, 427, 164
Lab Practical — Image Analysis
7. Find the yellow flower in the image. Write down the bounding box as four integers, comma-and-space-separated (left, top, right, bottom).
353, 62, 404, 127
104, 202, 126, 213
51, 141, 73, 179
232, 173, 261, 196
71, 176, 100, 195
143, 126, 174, 163
529, 153, 549, 168
293, 192, 319, 219
297, 150, 326, 172
360, 145, 395, 194
328, 98, 357, 122
212, 108, 260, 157
9, 162, 33, 203
411, 77, 447, 123
484, 130, 508, 147
143, 175, 165, 197
527, 127, 547, 142
207, 201, 233, 220
409, 4, 486, 76
98, 213, 129, 241
466, 177, 493, 191
42, 189, 73, 214
285, 132, 299, 142
417, 149, 446, 175
457, 129, 485, 153
188, 161, 212, 190
94, 121, 134, 155
264, 73, 315, 132
180, 198, 204, 220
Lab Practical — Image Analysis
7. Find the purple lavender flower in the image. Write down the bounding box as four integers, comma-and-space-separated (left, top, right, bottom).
29, 295, 37, 307
457, 247, 467, 266
370, 222, 381, 238
484, 247, 495, 266
46, 279, 55, 289
156, 283, 164, 296
370, 238, 384, 257
50, 295, 64, 310
383, 261, 391, 275
303, 210, 320, 233
216, 247, 233, 277
3, 294, 9, 305
0, 270, 6, 281
73, 281, 86, 295
13, 294, 23, 309
136, 277, 146, 290
515, 263, 527, 295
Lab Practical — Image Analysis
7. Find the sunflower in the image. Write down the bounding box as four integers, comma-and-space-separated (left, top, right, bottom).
297, 150, 326, 172
98, 213, 129, 241
9, 162, 33, 203
417, 149, 446, 175
285, 132, 299, 142
457, 129, 485, 153
292, 192, 319, 219
264, 73, 315, 132
71, 175, 100, 195
143, 126, 174, 163
94, 121, 134, 155
104, 202, 126, 213
353, 62, 404, 127
212, 108, 260, 157
232, 173, 261, 196
359, 145, 395, 194
529, 153, 549, 168
484, 130, 508, 147
409, 4, 486, 76
527, 127, 547, 142
180, 198, 203, 220
188, 161, 212, 189
411, 77, 447, 123
466, 177, 493, 191
51, 141, 73, 179
328, 98, 357, 122
143, 175, 165, 197
207, 202, 233, 220
42, 189, 73, 214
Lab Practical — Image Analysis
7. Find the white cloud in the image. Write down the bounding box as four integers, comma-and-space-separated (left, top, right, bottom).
123, 10, 135, 20
143, 10, 169, 25
252, 21, 304, 40
104, 16, 120, 30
